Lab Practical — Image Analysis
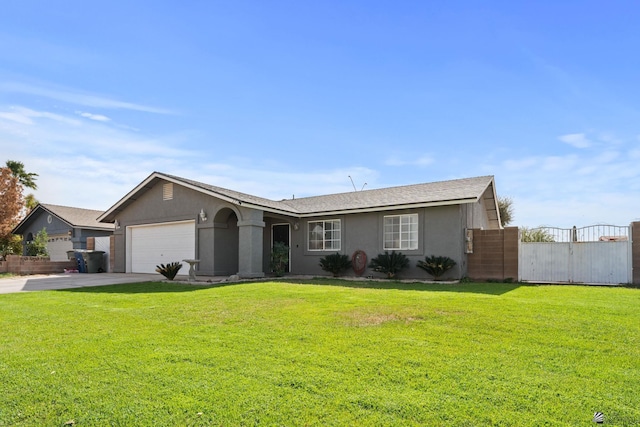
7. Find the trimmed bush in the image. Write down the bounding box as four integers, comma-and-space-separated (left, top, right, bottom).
319, 252, 352, 277
417, 255, 456, 280
368, 251, 409, 279
270, 242, 289, 277
156, 262, 183, 280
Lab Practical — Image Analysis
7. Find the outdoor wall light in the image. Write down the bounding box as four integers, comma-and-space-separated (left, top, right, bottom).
199, 209, 207, 222
114, 219, 120, 229
293, 222, 300, 231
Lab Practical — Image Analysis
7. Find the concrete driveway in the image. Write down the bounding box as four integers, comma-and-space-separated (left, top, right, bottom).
0, 273, 159, 294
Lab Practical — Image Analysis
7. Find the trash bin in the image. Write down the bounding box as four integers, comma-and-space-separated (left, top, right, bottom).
73, 251, 87, 273
83, 251, 105, 273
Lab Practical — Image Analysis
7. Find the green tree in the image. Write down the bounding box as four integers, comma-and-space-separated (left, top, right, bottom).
25, 194, 39, 212
6, 160, 38, 190
520, 227, 555, 242
26, 227, 48, 256
498, 196, 514, 226
0, 235, 22, 259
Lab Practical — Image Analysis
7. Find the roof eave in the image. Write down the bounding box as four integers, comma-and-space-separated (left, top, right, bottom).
297, 197, 478, 217
98, 172, 301, 222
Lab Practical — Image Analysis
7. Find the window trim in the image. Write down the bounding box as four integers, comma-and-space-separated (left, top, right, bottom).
307, 219, 341, 251
383, 213, 419, 250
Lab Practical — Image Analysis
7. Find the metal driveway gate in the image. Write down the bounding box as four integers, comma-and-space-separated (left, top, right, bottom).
519, 225, 632, 284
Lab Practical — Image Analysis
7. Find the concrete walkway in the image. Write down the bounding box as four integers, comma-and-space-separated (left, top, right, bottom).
0, 273, 159, 294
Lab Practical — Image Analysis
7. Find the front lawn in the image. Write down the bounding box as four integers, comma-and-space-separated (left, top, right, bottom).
0, 279, 638, 426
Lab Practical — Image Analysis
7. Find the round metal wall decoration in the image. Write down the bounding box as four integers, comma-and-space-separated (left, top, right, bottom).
352, 250, 367, 276
47, 215, 52, 224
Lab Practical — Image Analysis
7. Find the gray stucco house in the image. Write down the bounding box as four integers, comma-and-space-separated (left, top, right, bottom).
13, 204, 115, 261
98, 172, 501, 279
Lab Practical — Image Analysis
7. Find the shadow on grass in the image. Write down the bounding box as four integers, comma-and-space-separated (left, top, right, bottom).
57, 281, 233, 294
57, 277, 521, 296
278, 278, 522, 295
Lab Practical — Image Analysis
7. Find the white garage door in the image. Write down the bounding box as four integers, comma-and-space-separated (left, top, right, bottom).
129, 221, 195, 274
47, 234, 73, 261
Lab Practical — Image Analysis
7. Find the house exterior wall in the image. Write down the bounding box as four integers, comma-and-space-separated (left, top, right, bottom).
108, 178, 496, 279
109, 178, 262, 276
17, 210, 112, 254
280, 204, 468, 280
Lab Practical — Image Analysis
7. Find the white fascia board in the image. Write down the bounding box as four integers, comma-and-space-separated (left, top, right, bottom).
97, 172, 161, 222
98, 172, 300, 222
159, 176, 300, 217
296, 198, 478, 218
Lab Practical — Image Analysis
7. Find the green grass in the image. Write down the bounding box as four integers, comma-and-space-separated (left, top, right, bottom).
0, 279, 638, 426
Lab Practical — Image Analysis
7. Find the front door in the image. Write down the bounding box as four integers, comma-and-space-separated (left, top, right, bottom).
272, 224, 291, 273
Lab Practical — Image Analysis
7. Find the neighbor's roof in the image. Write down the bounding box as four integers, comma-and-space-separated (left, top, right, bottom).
13, 204, 115, 234
99, 172, 499, 223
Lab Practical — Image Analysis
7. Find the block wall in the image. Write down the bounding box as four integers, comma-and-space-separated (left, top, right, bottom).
466, 227, 519, 281
0, 255, 76, 275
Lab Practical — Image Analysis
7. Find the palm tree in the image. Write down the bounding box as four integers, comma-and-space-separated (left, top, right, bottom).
25, 194, 39, 212
6, 160, 38, 190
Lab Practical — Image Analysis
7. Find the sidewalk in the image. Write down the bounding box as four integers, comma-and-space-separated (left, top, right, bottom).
0, 273, 158, 294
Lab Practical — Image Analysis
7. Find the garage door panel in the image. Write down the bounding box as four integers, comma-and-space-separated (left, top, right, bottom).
129, 221, 195, 274
47, 234, 73, 262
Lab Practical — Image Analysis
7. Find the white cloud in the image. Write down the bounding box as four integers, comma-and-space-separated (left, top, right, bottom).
558, 133, 591, 148
485, 144, 640, 228
77, 111, 111, 122
0, 104, 382, 210
0, 81, 174, 114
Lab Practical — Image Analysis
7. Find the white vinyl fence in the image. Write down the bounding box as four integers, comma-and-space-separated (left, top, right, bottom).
94, 236, 111, 273
519, 225, 632, 285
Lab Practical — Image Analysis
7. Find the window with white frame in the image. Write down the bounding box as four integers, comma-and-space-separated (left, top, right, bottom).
383, 214, 418, 250
308, 219, 341, 251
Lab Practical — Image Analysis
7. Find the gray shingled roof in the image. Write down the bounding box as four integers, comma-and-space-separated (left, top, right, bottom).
163, 174, 295, 213
280, 176, 495, 214
166, 173, 494, 215
100, 172, 497, 222
40, 204, 114, 230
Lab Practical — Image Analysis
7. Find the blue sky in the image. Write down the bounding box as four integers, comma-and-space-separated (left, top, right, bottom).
1, 1, 639, 228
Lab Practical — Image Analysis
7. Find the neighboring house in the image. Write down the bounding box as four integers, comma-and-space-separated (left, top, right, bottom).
99, 172, 501, 279
13, 204, 115, 261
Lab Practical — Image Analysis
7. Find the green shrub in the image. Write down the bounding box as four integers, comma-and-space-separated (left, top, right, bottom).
319, 252, 352, 277
270, 241, 289, 277
25, 228, 48, 257
520, 227, 555, 242
0, 235, 22, 260
417, 255, 457, 280
155, 262, 183, 280
368, 251, 409, 279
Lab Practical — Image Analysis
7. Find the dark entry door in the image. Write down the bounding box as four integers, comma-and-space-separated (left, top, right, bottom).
272, 224, 290, 273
